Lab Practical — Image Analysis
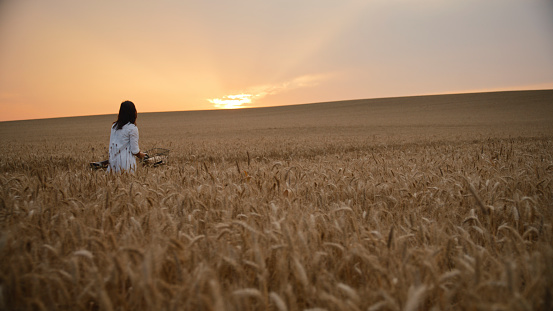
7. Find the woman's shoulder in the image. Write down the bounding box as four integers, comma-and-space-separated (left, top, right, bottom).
122, 123, 138, 130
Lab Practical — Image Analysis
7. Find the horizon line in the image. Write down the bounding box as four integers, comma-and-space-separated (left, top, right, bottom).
1, 88, 552, 123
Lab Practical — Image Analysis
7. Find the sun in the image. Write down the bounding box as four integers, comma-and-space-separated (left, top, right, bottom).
208, 94, 253, 109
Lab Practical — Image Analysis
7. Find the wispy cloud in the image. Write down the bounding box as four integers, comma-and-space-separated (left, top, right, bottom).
207, 73, 331, 109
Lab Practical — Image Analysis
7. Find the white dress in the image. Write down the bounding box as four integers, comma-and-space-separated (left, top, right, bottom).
108, 123, 140, 173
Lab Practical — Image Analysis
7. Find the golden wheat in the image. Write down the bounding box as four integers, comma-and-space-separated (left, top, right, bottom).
1, 92, 553, 310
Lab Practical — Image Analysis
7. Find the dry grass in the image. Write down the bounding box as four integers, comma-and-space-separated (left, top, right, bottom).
1, 90, 553, 310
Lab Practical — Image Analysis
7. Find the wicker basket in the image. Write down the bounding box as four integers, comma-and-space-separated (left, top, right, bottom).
142, 148, 170, 167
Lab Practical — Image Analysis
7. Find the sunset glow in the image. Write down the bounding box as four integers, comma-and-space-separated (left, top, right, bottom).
207, 74, 332, 109
0, 0, 552, 121
208, 94, 253, 109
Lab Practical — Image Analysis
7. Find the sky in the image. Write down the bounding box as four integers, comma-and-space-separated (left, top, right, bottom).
1, 0, 552, 121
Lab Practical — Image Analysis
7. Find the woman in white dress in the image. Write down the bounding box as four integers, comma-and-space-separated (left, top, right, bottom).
108, 101, 146, 173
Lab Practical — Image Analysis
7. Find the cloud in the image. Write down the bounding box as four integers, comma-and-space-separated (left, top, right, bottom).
207, 73, 331, 109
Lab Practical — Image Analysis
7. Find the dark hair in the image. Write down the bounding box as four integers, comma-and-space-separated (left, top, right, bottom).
113, 100, 137, 130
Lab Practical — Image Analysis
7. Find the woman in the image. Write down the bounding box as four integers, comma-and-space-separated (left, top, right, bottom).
108, 100, 146, 173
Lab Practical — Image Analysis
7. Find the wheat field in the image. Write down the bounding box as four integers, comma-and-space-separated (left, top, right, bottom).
1, 90, 553, 310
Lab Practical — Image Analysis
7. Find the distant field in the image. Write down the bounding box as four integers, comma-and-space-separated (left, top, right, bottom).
1, 90, 552, 310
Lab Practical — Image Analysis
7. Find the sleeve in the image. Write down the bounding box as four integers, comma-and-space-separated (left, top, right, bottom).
129, 125, 140, 155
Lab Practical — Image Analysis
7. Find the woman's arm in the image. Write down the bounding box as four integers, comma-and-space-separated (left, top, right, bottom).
128, 125, 143, 158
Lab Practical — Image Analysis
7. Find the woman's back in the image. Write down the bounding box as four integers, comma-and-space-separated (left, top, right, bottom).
107, 100, 145, 173
108, 122, 140, 173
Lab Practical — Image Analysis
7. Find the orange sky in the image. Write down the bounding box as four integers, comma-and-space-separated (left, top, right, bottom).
1, 0, 552, 121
